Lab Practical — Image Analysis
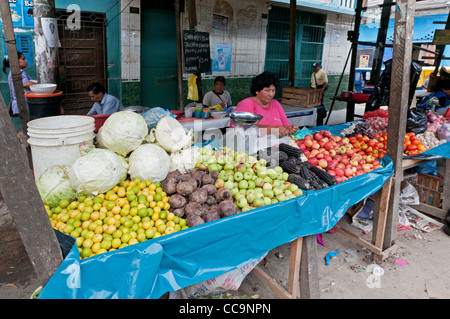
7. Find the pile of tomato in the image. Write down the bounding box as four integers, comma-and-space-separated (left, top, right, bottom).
348, 134, 387, 159
374, 132, 427, 156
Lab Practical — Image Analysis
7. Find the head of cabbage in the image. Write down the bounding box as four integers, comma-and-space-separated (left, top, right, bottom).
69, 148, 128, 196
128, 143, 170, 182
96, 111, 148, 156
148, 116, 193, 153
36, 165, 77, 208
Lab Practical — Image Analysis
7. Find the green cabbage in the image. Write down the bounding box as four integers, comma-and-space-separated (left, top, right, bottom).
69, 148, 128, 196
128, 144, 170, 182
36, 165, 77, 208
148, 116, 193, 153
96, 111, 149, 156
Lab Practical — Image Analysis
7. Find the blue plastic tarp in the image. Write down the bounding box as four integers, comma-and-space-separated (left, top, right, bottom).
38, 156, 394, 299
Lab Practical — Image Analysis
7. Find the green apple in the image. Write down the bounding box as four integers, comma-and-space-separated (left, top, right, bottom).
281, 172, 289, 181
254, 177, 264, 188
224, 180, 234, 189
263, 197, 271, 206
218, 170, 229, 181
267, 168, 278, 180
244, 170, 254, 181
274, 166, 283, 174
276, 192, 286, 202
238, 180, 249, 189
246, 192, 256, 204
253, 198, 265, 208
236, 197, 248, 208
263, 176, 273, 184
234, 171, 243, 181
247, 180, 256, 189
223, 162, 234, 171
214, 179, 225, 188
262, 182, 272, 190
256, 167, 268, 178
263, 189, 274, 199
287, 184, 299, 192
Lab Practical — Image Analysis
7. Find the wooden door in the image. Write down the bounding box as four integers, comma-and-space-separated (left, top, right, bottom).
56, 10, 106, 115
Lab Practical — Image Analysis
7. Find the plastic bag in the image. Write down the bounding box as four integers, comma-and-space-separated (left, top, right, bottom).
437, 123, 450, 142
187, 74, 199, 101
141, 107, 173, 130
169, 252, 267, 299
399, 181, 419, 205
406, 108, 427, 134
413, 160, 438, 175
371, 59, 422, 109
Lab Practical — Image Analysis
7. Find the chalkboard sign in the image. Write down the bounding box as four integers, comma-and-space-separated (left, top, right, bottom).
183, 30, 211, 74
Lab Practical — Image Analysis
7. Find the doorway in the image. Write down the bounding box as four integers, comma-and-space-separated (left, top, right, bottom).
56, 10, 106, 115
141, 1, 179, 109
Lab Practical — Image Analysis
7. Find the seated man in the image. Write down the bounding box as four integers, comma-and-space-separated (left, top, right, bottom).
202, 76, 232, 108
86, 82, 124, 115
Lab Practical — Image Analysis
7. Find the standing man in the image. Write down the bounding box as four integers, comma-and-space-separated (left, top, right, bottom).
310, 62, 328, 125
86, 82, 124, 115
311, 62, 328, 93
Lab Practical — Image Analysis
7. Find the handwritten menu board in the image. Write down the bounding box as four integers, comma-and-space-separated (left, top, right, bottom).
183, 30, 211, 74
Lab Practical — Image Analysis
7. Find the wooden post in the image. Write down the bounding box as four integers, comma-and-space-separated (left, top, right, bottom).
0, 96, 63, 287
370, 0, 393, 86
299, 235, 319, 299
187, 0, 202, 101
288, 0, 296, 87
382, 0, 416, 249
175, 0, 184, 111
346, 0, 363, 123
0, 0, 29, 134
33, 0, 59, 85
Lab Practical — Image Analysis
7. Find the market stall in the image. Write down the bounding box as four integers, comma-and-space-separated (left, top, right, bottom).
36, 129, 393, 299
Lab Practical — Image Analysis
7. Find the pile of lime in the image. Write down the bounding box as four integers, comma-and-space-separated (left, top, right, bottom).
46, 179, 188, 259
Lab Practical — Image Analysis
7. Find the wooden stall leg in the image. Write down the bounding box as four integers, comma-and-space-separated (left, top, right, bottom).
252, 237, 303, 299
299, 235, 320, 299
287, 237, 303, 298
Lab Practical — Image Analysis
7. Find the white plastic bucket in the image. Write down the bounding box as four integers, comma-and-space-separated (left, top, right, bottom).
27, 115, 95, 179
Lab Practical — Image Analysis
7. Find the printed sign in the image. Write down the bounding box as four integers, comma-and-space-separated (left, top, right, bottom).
213, 41, 231, 72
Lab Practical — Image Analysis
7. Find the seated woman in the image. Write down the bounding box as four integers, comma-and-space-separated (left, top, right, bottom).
202, 76, 232, 108
232, 71, 298, 137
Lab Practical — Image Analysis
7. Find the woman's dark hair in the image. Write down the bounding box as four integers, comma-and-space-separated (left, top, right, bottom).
214, 76, 226, 85
2, 51, 24, 74
87, 82, 106, 94
250, 71, 280, 96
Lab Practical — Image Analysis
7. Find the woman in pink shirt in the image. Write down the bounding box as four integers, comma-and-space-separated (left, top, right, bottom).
232, 72, 298, 137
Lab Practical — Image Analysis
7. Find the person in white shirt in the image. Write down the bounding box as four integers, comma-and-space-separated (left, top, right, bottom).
86, 82, 124, 115
202, 76, 232, 108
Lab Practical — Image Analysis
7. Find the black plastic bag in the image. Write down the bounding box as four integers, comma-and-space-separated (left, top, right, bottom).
406, 108, 427, 134
370, 59, 422, 109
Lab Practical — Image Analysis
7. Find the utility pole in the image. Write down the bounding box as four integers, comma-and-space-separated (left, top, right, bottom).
0, 0, 29, 133
33, 0, 59, 85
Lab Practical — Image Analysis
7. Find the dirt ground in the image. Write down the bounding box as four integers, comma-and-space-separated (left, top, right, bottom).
237, 215, 450, 299
1, 197, 450, 299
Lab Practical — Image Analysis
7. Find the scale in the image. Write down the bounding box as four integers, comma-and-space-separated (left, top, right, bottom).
224, 111, 265, 155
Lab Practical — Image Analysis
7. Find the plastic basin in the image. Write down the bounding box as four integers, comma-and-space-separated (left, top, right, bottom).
87, 114, 111, 133
353, 93, 371, 102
